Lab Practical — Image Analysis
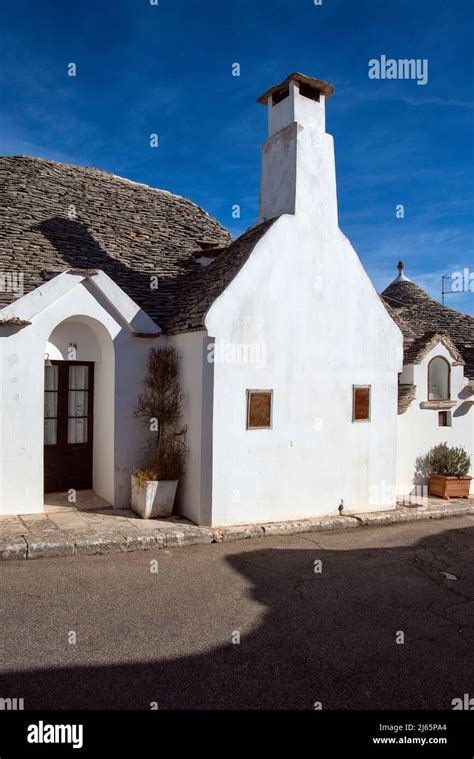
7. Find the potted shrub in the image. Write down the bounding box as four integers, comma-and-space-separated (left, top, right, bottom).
131, 346, 187, 518
426, 443, 472, 500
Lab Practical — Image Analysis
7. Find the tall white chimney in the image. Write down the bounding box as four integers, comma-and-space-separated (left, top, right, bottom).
257, 73, 338, 227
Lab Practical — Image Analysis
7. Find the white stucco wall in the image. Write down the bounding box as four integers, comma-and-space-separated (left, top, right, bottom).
0, 274, 159, 515
397, 343, 474, 497
167, 330, 214, 525
205, 213, 402, 526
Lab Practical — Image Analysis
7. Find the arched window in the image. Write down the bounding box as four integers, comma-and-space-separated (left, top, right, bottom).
428, 357, 450, 400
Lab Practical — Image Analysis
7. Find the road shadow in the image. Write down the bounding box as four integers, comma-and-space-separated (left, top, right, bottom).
1, 525, 473, 710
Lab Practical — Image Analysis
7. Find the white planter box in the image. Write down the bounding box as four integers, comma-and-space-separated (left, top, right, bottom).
131, 476, 178, 519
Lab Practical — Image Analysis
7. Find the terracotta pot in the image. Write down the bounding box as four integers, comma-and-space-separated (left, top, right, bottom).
428, 474, 472, 500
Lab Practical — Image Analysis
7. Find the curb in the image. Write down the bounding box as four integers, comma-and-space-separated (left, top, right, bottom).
1, 503, 473, 561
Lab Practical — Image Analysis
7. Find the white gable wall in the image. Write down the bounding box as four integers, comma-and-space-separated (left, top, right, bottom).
397, 343, 474, 498
205, 214, 402, 526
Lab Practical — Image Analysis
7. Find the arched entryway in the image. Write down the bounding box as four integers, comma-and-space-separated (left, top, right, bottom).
43, 316, 115, 505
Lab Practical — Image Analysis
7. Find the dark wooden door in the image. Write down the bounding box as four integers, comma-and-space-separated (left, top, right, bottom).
44, 362, 94, 494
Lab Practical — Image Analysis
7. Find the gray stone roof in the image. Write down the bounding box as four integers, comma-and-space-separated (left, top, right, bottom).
402, 332, 464, 367
0, 155, 250, 332
164, 219, 276, 333
382, 278, 474, 379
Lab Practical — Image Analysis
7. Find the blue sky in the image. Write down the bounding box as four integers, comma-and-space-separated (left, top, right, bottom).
1, 0, 473, 313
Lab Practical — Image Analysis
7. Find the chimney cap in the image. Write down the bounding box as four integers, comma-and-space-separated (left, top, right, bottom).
257, 72, 334, 105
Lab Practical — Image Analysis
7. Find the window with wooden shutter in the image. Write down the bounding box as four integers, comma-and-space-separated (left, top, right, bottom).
353, 386, 371, 422
247, 390, 273, 430
438, 411, 452, 428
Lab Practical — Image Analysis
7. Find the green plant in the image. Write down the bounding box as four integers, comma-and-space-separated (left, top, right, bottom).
133, 346, 187, 481
425, 443, 471, 478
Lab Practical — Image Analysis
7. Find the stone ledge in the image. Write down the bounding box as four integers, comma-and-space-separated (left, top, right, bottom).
164, 527, 214, 547
212, 525, 265, 543
27, 533, 75, 559
0, 536, 27, 559
1, 501, 472, 561
123, 532, 167, 551
73, 533, 127, 555
353, 503, 474, 526
261, 515, 359, 536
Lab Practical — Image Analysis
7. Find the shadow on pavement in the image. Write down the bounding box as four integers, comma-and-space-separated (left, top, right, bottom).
1, 525, 473, 709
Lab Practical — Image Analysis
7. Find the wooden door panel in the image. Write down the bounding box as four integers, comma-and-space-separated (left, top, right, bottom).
44, 447, 61, 494
63, 445, 93, 490
44, 362, 94, 494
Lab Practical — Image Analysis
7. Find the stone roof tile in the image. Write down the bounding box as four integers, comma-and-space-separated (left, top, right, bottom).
0, 156, 235, 332
398, 383, 417, 414
381, 279, 474, 379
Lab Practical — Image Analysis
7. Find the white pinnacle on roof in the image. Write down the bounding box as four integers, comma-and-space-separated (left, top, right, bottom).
392, 260, 412, 283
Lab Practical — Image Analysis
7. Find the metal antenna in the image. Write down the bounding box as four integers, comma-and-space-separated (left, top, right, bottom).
441, 272, 473, 306
442, 274, 450, 306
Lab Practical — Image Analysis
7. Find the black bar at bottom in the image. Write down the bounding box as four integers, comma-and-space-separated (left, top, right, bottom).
0, 710, 472, 757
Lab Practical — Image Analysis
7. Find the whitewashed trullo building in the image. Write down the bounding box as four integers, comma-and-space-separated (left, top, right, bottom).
0, 73, 472, 523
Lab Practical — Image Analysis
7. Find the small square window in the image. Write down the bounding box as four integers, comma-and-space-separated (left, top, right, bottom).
438, 411, 452, 427
247, 390, 273, 430
353, 386, 371, 422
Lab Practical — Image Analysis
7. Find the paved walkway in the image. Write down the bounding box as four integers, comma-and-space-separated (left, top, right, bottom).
1, 490, 473, 560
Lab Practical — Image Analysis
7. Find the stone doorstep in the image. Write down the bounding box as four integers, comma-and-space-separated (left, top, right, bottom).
0, 501, 473, 561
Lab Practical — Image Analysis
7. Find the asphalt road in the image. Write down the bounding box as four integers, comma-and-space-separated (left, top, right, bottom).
1, 516, 473, 710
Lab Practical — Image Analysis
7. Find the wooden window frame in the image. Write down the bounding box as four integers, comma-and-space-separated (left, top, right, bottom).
44, 364, 59, 446
246, 389, 273, 430
352, 385, 371, 423
427, 356, 451, 401
438, 410, 452, 428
